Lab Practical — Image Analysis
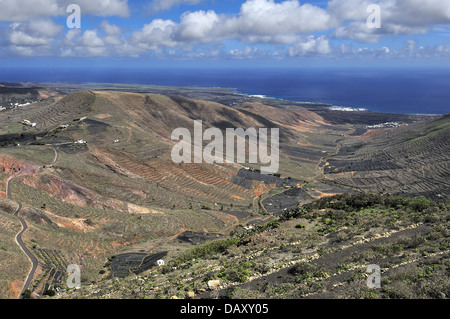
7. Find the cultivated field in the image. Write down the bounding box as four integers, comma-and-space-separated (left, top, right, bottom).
0, 84, 447, 299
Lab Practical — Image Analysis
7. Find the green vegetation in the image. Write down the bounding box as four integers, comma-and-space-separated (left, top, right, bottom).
170, 238, 239, 268
217, 260, 255, 283
52, 192, 448, 300
21, 289, 32, 299
280, 193, 448, 237
288, 262, 327, 283
0, 87, 448, 300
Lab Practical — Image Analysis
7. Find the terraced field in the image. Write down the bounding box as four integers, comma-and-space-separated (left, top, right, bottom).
54, 193, 449, 300
323, 115, 450, 199
0, 86, 447, 299
0, 199, 29, 298
96, 148, 258, 206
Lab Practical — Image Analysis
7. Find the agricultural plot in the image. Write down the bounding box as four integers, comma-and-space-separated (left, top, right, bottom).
55, 194, 449, 300
262, 187, 312, 216
1, 87, 447, 299
0, 202, 29, 299
7, 177, 186, 279
89, 147, 261, 207
323, 115, 450, 199
0, 146, 55, 167
108, 252, 167, 279
177, 231, 225, 245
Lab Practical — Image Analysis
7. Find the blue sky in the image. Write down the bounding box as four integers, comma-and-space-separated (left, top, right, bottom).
1, 0, 450, 69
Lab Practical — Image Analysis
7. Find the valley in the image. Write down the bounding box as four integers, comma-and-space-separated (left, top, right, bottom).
0, 82, 447, 299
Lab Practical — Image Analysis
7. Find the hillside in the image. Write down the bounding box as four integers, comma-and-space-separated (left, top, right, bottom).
323, 114, 450, 198
0, 86, 60, 111
54, 193, 450, 299
0, 86, 447, 299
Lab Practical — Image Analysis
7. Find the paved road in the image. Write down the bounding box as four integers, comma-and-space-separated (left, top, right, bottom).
7, 147, 60, 298
7, 174, 40, 298
11, 200, 39, 298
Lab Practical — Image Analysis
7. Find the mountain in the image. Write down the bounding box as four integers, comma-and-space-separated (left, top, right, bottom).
0, 85, 447, 299
0, 86, 60, 110
54, 192, 449, 300
323, 114, 450, 198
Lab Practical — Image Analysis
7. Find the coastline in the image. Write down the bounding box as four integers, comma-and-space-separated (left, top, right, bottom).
0, 80, 445, 117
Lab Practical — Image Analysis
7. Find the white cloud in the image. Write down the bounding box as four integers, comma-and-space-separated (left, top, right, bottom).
150, 0, 206, 12
9, 19, 63, 46
436, 43, 450, 54
175, 10, 222, 41
131, 19, 178, 51
62, 0, 130, 18
329, 0, 450, 41
0, 0, 130, 22
388, 0, 450, 27
131, 0, 335, 49
288, 35, 332, 56
62, 28, 82, 46
8, 45, 36, 56
79, 30, 104, 47
230, 46, 259, 59
103, 0, 450, 58
238, 0, 335, 41
1, 0, 450, 59
0, 0, 60, 22
334, 21, 383, 42
100, 20, 123, 45
100, 20, 122, 36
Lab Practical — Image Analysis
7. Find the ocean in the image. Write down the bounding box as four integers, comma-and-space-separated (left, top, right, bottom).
1, 67, 449, 115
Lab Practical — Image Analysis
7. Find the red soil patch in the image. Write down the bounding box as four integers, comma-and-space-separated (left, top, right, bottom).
111, 235, 140, 249
21, 174, 99, 207
8, 280, 24, 299
0, 155, 39, 198
0, 155, 39, 179
253, 184, 272, 196
316, 192, 341, 199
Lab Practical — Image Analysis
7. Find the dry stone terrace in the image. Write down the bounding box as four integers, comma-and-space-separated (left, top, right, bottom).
0, 84, 447, 299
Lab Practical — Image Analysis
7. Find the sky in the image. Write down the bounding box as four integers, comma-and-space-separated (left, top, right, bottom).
0, 0, 450, 69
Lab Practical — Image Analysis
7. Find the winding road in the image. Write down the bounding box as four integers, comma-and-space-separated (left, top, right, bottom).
7, 146, 59, 299
7, 178, 39, 298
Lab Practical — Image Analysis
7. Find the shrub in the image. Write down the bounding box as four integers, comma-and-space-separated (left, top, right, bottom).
218, 261, 254, 283
21, 289, 32, 299
385, 196, 409, 209
173, 238, 239, 266
288, 262, 325, 282
408, 197, 431, 212
43, 289, 56, 296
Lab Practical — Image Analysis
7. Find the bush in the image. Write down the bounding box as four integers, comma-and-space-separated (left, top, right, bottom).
218, 261, 254, 283
173, 238, 239, 266
336, 231, 349, 242
21, 289, 32, 299
385, 196, 409, 209
43, 289, 56, 297
408, 197, 431, 212
288, 262, 325, 282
